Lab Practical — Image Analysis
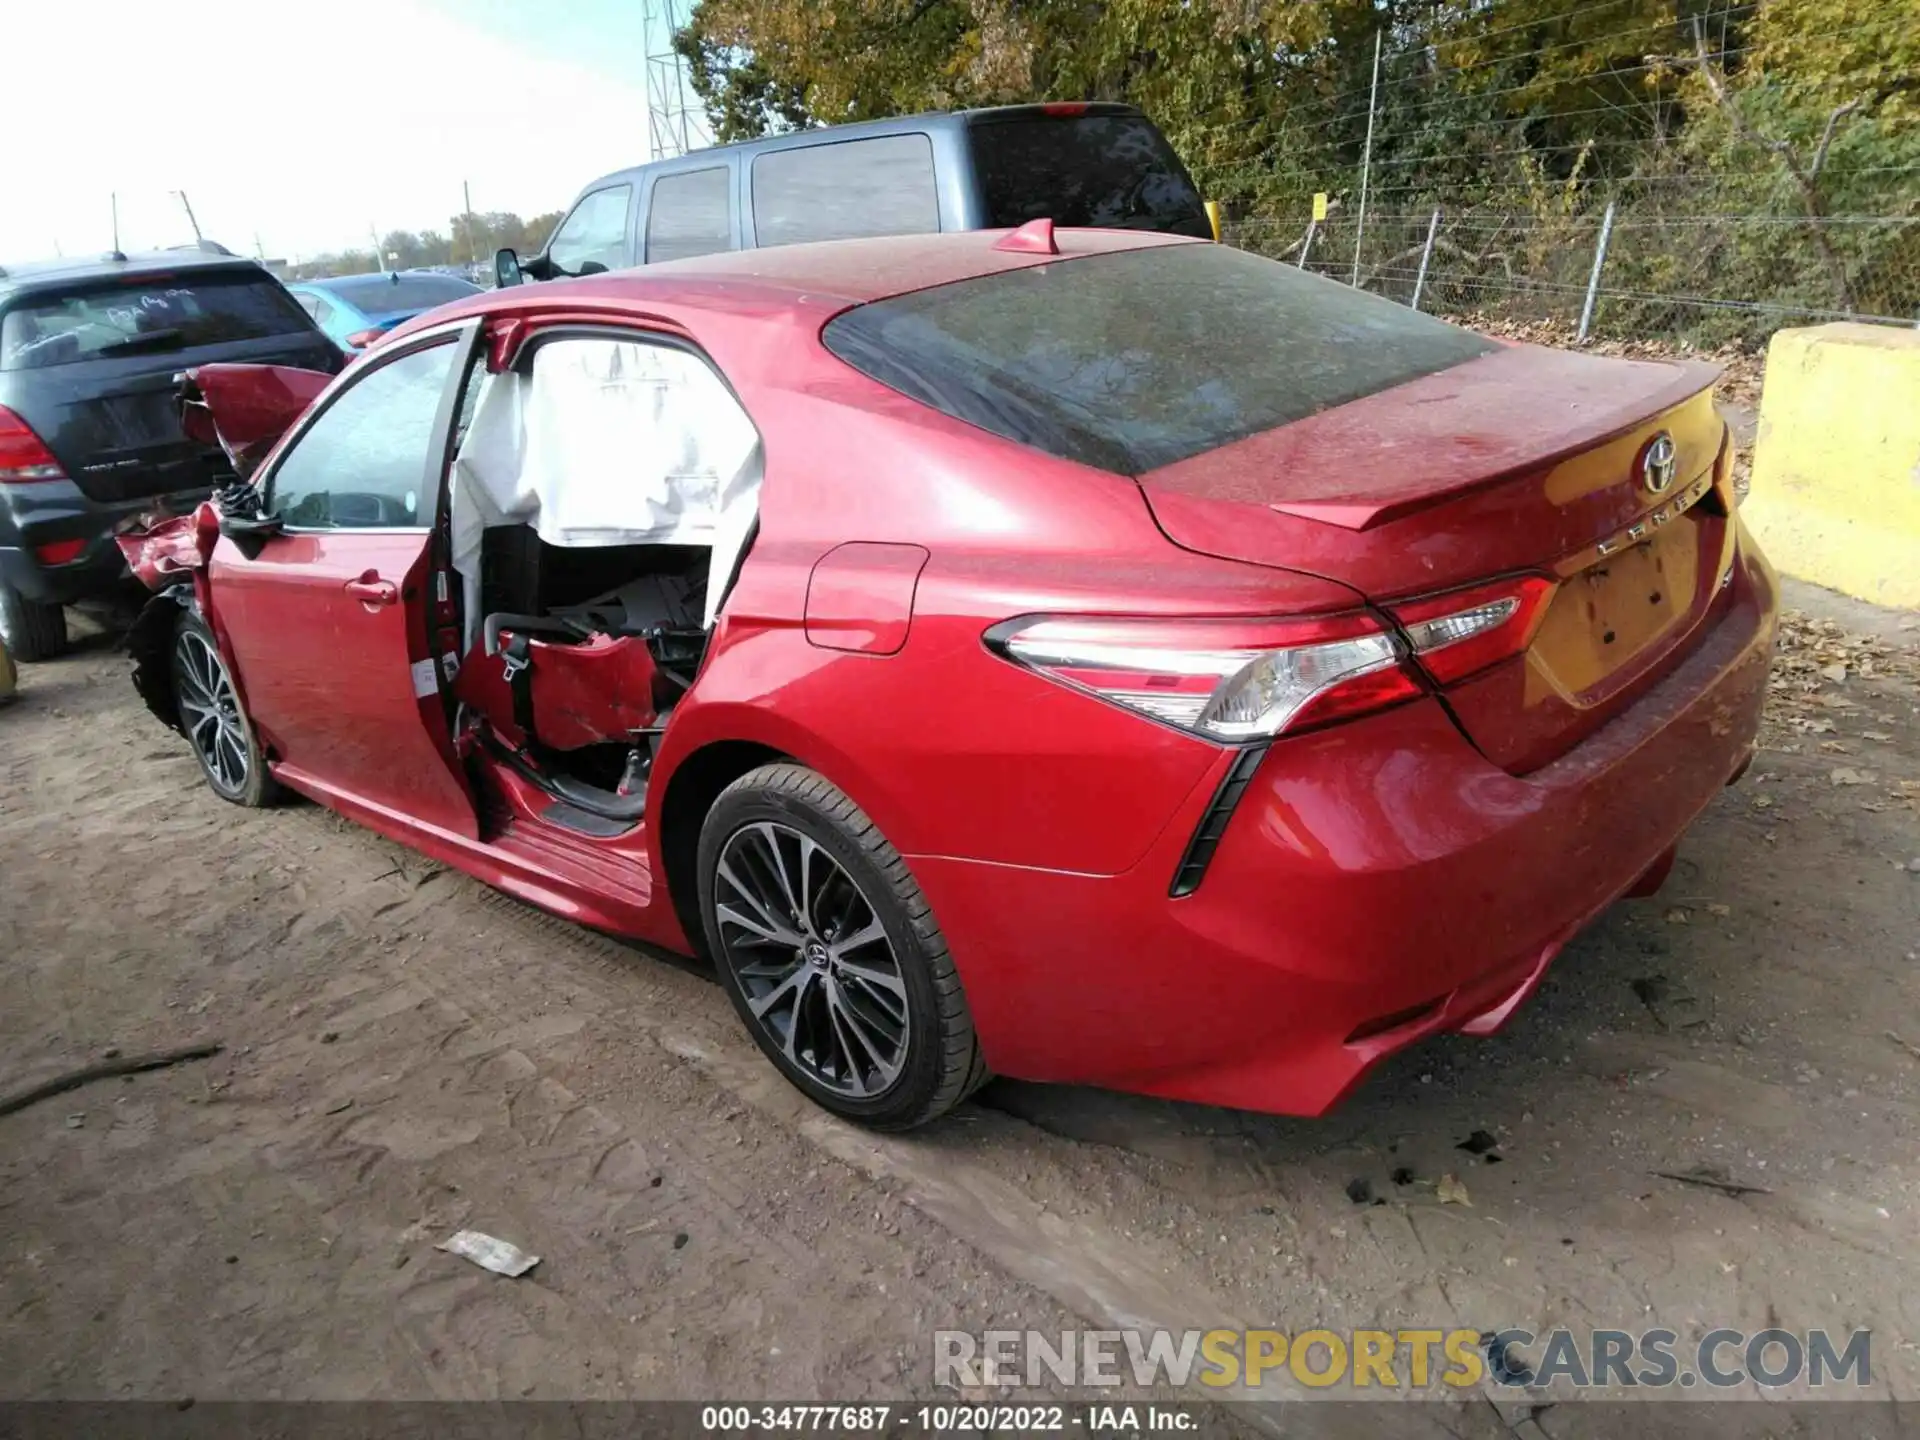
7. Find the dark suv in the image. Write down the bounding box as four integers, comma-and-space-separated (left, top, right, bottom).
0, 248, 342, 658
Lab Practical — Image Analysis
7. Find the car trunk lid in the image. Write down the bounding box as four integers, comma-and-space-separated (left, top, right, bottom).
1137, 344, 1735, 771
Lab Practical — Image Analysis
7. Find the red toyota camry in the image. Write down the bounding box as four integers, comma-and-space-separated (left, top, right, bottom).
115, 224, 1776, 1129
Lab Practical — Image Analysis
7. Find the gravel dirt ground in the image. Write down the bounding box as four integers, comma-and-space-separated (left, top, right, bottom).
1, 575, 1915, 1428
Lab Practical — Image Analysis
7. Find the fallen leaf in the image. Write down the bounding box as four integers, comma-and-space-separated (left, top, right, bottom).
1830, 768, 1877, 787
1437, 1173, 1472, 1207
1820, 663, 1849, 683
1665, 908, 1690, 924
1706, 903, 1732, 917
1750, 794, 1774, 810
1863, 731, 1893, 743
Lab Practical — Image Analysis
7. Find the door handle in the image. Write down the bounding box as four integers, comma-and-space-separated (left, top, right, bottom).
345, 573, 398, 607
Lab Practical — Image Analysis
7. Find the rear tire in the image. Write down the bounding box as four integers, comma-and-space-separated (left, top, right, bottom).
698, 763, 987, 1130
0, 582, 69, 662
172, 611, 279, 808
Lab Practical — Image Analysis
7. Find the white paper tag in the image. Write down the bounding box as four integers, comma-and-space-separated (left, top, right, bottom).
410, 657, 438, 698
434, 571, 448, 604
441, 651, 460, 680
437, 1229, 540, 1277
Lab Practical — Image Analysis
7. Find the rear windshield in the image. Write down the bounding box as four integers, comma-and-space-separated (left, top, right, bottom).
327, 273, 481, 314
0, 271, 312, 371
822, 243, 1498, 475
970, 114, 1211, 239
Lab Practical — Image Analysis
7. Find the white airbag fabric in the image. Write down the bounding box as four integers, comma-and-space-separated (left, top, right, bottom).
450, 337, 761, 632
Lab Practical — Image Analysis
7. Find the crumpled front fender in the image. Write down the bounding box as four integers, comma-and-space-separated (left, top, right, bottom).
115, 505, 221, 591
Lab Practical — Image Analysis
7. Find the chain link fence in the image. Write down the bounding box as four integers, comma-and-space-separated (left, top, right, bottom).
1227, 207, 1920, 345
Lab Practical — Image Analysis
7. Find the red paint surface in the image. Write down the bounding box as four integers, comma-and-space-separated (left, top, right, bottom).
456, 632, 659, 751
125, 233, 1779, 1118
212, 530, 479, 841
804, 542, 929, 655
180, 364, 334, 478
993, 218, 1059, 255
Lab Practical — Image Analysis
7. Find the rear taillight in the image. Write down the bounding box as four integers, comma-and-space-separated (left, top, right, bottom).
988, 611, 1421, 741
0, 405, 66, 484
1386, 574, 1556, 685
34, 538, 85, 566
343, 328, 385, 350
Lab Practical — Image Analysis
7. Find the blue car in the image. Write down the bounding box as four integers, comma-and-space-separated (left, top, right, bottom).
284, 270, 483, 352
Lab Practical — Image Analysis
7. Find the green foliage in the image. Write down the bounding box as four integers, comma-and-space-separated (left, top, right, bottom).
675, 0, 1919, 338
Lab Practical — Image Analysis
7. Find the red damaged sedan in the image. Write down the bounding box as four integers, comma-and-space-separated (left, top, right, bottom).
117, 224, 1775, 1129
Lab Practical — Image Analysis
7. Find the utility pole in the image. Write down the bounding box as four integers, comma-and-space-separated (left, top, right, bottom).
1350, 28, 1382, 288
370, 223, 386, 272
174, 190, 204, 245
463, 181, 478, 268
111, 193, 121, 255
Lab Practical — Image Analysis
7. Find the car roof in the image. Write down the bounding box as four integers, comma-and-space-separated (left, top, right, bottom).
0, 248, 267, 300
295, 270, 478, 294
413, 228, 1200, 343
580, 101, 1147, 192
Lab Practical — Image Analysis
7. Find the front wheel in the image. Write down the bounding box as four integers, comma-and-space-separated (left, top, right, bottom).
172, 612, 279, 808
697, 763, 987, 1130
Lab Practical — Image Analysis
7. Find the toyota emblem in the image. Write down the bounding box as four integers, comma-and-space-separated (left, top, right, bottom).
1640, 432, 1677, 495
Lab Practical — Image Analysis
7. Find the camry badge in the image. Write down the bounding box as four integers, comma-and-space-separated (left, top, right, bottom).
1640, 432, 1678, 495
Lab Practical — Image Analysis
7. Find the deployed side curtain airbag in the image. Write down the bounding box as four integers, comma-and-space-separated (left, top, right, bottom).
449, 337, 761, 638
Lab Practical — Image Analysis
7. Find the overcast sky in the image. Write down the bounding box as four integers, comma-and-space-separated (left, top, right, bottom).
9, 0, 687, 263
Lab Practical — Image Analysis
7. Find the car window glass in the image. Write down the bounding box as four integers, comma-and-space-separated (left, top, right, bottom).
824, 243, 1496, 475
452, 348, 489, 451
309, 296, 335, 326
0, 271, 313, 371
548, 186, 633, 276
971, 115, 1212, 238
331, 274, 482, 313
268, 340, 457, 530
646, 167, 733, 264
751, 136, 939, 248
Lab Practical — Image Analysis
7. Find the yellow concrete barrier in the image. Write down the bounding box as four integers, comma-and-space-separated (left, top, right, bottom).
1743, 322, 1920, 609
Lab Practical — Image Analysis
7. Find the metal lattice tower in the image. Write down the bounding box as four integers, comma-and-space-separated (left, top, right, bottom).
644, 0, 703, 160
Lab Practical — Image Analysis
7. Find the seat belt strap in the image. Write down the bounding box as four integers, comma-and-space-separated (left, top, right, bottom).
499, 632, 536, 740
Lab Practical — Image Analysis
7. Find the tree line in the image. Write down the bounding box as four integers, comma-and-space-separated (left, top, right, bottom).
289, 210, 564, 281
674, 0, 1917, 337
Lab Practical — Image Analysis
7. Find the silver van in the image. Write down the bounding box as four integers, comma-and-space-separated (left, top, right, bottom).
495, 102, 1215, 284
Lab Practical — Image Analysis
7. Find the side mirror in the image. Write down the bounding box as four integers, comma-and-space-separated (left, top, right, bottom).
493, 247, 524, 289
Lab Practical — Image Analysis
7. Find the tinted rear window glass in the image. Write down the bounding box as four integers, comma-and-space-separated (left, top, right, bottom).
752, 135, 939, 248
822, 243, 1498, 475
1, 271, 312, 371
971, 115, 1211, 239
647, 167, 734, 263
329, 274, 480, 314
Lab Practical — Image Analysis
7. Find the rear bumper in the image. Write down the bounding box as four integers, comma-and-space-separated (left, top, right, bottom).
913, 529, 1777, 1116
0, 478, 209, 605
